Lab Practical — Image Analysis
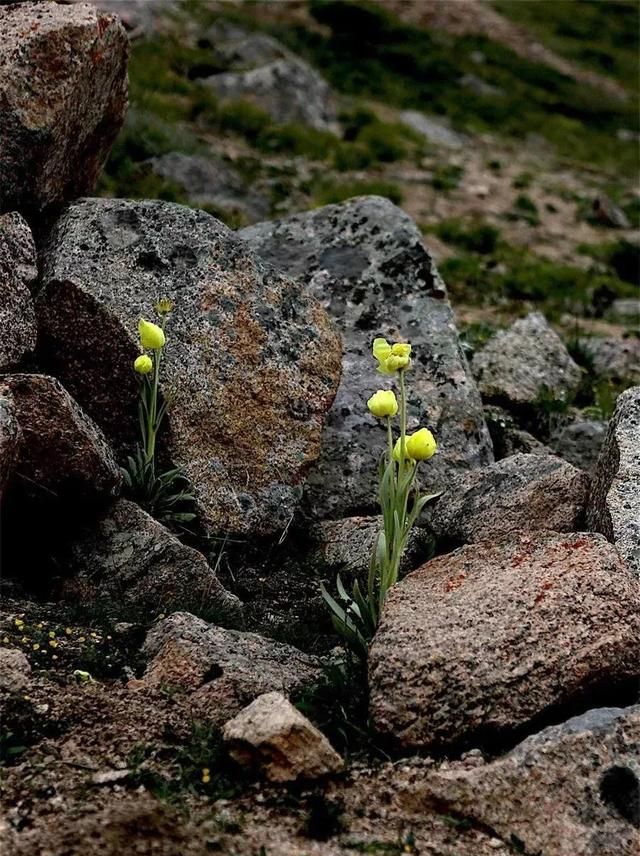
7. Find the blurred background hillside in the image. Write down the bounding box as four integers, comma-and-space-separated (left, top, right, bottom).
97, 0, 639, 414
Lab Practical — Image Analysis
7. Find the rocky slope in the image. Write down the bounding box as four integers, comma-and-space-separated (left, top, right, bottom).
0, 2, 639, 855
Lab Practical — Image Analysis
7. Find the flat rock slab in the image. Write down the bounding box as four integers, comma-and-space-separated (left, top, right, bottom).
588, 386, 640, 576
140, 611, 323, 725
472, 312, 582, 411
0, 1, 128, 213
223, 691, 343, 782
241, 196, 493, 519
369, 531, 640, 751
0, 373, 121, 506
0, 212, 37, 370
419, 705, 640, 856
60, 500, 241, 622
425, 453, 589, 550
39, 198, 341, 536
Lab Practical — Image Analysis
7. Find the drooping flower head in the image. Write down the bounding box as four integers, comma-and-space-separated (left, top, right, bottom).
139, 319, 165, 350
367, 389, 398, 418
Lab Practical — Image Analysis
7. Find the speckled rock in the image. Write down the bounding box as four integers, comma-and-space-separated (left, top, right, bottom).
310, 515, 433, 580
369, 531, 640, 751
550, 419, 607, 472
148, 153, 270, 222
0, 374, 121, 506
204, 57, 338, 132
472, 313, 582, 411
424, 453, 589, 550
587, 387, 640, 577
0, 2, 128, 214
582, 336, 640, 385
241, 196, 493, 519
140, 612, 323, 724
0, 395, 20, 498
0, 647, 31, 696
223, 691, 343, 782
0, 212, 37, 370
39, 198, 341, 536
60, 501, 241, 622
419, 706, 640, 856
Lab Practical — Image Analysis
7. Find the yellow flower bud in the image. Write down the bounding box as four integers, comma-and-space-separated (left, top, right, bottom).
367, 389, 398, 418
406, 428, 437, 461
138, 319, 165, 350
372, 337, 392, 363
392, 437, 411, 462
155, 297, 174, 316
134, 354, 153, 375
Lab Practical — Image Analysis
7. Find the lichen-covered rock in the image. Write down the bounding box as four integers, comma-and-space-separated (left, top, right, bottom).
0, 395, 20, 499
60, 501, 241, 622
223, 691, 343, 782
472, 313, 582, 411
0, 374, 121, 506
140, 612, 322, 724
369, 531, 640, 751
241, 196, 493, 519
0, 2, 128, 214
148, 153, 270, 222
419, 706, 640, 856
204, 57, 338, 132
587, 387, 640, 576
39, 198, 341, 536
424, 453, 589, 550
551, 419, 607, 472
0, 212, 37, 370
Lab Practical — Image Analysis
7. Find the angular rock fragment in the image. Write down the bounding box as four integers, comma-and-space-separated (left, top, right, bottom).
0, 212, 37, 371
424, 453, 589, 550
587, 386, 640, 576
60, 501, 241, 621
223, 691, 343, 782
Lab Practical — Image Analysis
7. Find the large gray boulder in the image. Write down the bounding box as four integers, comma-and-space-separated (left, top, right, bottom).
0, 2, 128, 214
369, 531, 640, 751
419, 706, 640, 856
472, 313, 582, 412
38, 198, 341, 536
241, 196, 493, 520
424, 453, 589, 550
60, 500, 241, 621
582, 336, 640, 385
0, 374, 121, 506
0, 212, 37, 371
550, 419, 607, 472
587, 387, 640, 576
204, 57, 338, 133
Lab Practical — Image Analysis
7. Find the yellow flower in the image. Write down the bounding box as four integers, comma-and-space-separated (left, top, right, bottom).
138, 319, 165, 350
14, 618, 24, 628
384, 353, 411, 372
48, 631, 56, 639
49, 640, 58, 648
406, 428, 437, 461
201, 768, 211, 784
367, 390, 398, 418
372, 337, 392, 363
134, 354, 153, 375
32, 643, 40, 651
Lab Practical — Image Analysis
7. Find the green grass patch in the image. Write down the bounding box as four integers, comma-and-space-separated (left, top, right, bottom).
430, 218, 500, 254
312, 177, 403, 206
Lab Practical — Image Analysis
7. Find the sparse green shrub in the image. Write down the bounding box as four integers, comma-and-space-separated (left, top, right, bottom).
431, 164, 464, 191
313, 178, 404, 207
433, 219, 500, 254
509, 193, 540, 225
